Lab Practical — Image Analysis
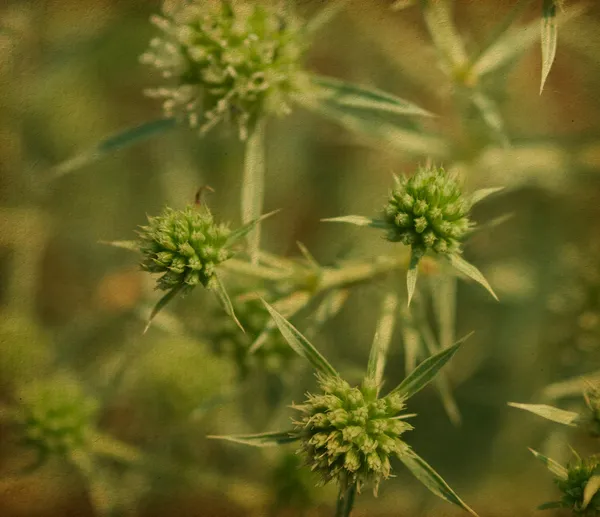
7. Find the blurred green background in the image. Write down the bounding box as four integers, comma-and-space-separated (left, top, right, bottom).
1, 0, 600, 515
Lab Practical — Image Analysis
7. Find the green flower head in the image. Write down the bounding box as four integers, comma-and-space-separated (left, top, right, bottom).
138, 205, 233, 293
384, 166, 472, 257
141, 0, 309, 139
555, 455, 600, 516
293, 375, 412, 493
15, 375, 98, 457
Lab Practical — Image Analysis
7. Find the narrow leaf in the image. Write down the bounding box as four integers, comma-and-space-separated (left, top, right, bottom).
429, 272, 456, 350
583, 475, 600, 510
212, 274, 244, 332
447, 254, 498, 301
312, 75, 435, 118
406, 249, 420, 307
470, 90, 509, 147
98, 240, 139, 253
397, 446, 479, 516
400, 306, 421, 375
540, 0, 558, 94
542, 369, 600, 400
46, 118, 177, 182
262, 300, 338, 377
297, 241, 320, 268
321, 215, 390, 229
367, 291, 399, 389
304, 288, 350, 340
242, 119, 266, 265
390, 332, 472, 400
537, 501, 563, 510
508, 402, 580, 427
305, 0, 350, 34
470, 187, 504, 206
529, 448, 568, 480
207, 430, 300, 447
90, 433, 142, 464
144, 284, 184, 334
226, 209, 280, 247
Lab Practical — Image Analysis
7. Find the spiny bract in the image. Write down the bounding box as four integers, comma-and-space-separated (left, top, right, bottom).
554, 455, 600, 516
208, 296, 295, 376
15, 375, 98, 456
141, 0, 308, 139
138, 205, 233, 292
384, 166, 472, 256
293, 375, 412, 493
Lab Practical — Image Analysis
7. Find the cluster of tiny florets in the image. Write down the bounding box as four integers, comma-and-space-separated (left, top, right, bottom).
554, 456, 600, 516
383, 166, 472, 256
208, 296, 294, 376
293, 376, 412, 492
15, 376, 98, 457
138, 206, 233, 292
141, 0, 308, 139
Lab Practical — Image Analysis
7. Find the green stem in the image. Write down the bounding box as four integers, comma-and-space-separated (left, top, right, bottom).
335, 482, 357, 517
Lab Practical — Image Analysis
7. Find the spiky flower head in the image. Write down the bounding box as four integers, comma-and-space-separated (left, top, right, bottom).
138, 205, 233, 293
293, 375, 412, 493
584, 384, 600, 437
554, 455, 600, 516
208, 295, 294, 376
141, 0, 309, 139
383, 166, 472, 257
14, 375, 98, 457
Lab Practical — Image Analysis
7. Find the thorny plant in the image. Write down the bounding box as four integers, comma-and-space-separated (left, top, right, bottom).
7, 0, 596, 516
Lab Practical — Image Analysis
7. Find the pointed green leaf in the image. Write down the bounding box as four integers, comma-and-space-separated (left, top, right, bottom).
305, 0, 350, 34
45, 118, 177, 183
367, 291, 399, 389
242, 119, 266, 265
98, 240, 139, 253
212, 274, 244, 332
397, 446, 479, 516
583, 475, 600, 510
207, 430, 300, 447
321, 215, 390, 229
262, 300, 338, 377
537, 501, 563, 510
540, 0, 558, 94
529, 448, 568, 480
508, 402, 579, 426
311, 75, 435, 118
144, 284, 184, 334
296, 241, 320, 268
389, 332, 472, 399
470, 187, 505, 206
406, 249, 421, 307
226, 209, 280, 247
447, 254, 498, 301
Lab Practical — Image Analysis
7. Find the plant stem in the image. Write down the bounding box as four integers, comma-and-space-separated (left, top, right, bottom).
335, 482, 357, 517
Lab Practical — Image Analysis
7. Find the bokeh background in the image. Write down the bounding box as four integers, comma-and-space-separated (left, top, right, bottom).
1, 0, 600, 515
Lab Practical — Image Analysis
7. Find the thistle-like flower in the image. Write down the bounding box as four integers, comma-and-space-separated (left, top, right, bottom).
294, 375, 412, 492
141, 0, 308, 139
139, 205, 233, 293
14, 375, 98, 457
383, 166, 472, 256
554, 455, 600, 516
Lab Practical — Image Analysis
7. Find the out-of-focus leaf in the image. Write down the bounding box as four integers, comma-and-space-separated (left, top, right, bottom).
447, 254, 498, 301
508, 402, 580, 426
540, 0, 558, 94
390, 333, 472, 399
90, 433, 142, 464
297, 96, 450, 158
226, 210, 280, 247
242, 119, 266, 265
470, 90, 509, 147
305, 288, 350, 340
406, 249, 420, 307
397, 446, 479, 516
529, 448, 568, 480
542, 370, 600, 400
296, 241, 319, 269
144, 284, 184, 334
98, 240, 139, 253
45, 118, 177, 182
400, 306, 421, 375
429, 272, 456, 350
305, 0, 350, 34
321, 215, 389, 229
537, 501, 563, 510
470, 187, 505, 206
262, 300, 338, 377
367, 291, 399, 390
207, 430, 300, 447
311, 75, 435, 118
222, 258, 290, 281
391, 0, 417, 10
213, 274, 244, 332
583, 476, 600, 510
